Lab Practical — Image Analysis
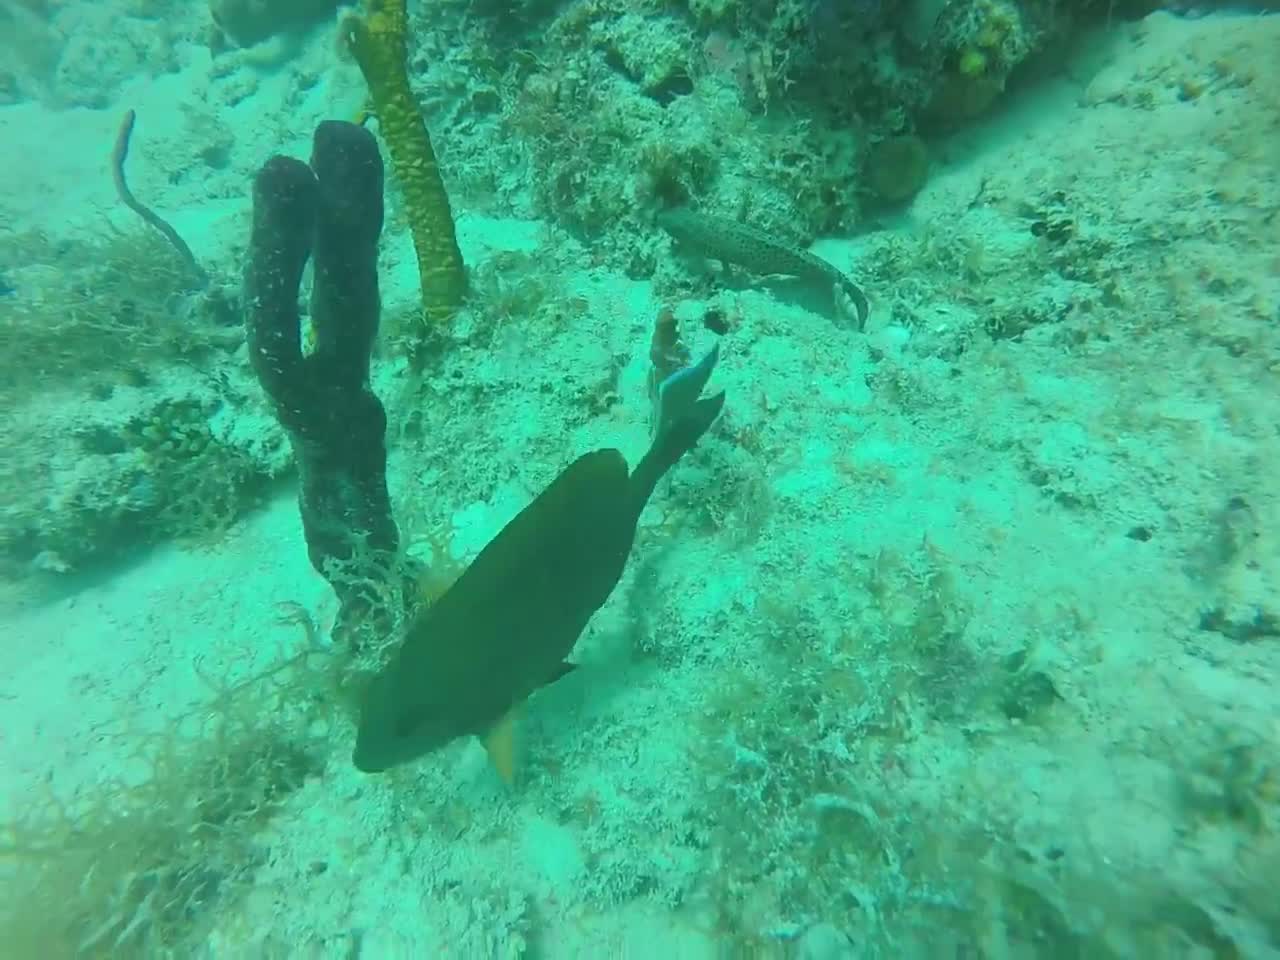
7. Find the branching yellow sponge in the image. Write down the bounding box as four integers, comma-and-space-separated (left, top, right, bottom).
344, 0, 466, 328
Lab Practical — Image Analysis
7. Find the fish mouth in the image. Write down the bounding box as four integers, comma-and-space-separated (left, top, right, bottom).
352, 743, 392, 774
352, 714, 436, 773
352, 717, 414, 773
351, 713, 400, 774
352, 670, 412, 773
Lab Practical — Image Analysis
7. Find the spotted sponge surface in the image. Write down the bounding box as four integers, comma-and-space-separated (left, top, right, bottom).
345, 0, 467, 330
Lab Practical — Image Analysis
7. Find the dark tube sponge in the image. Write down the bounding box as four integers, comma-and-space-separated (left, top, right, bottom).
245, 154, 316, 412
245, 121, 400, 644
309, 120, 384, 391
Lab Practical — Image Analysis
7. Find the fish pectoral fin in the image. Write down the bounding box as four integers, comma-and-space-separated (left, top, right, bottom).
480, 705, 521, 786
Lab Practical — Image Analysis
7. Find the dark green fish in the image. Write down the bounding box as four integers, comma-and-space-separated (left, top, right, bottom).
353, 346, 726, 779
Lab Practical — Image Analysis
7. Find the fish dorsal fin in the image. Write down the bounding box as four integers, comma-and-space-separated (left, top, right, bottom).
480, 705, 521, 786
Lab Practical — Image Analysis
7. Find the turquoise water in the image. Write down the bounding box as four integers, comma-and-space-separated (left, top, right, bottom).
1, 0, 1277, 956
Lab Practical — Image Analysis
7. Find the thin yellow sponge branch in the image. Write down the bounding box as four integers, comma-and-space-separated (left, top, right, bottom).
344, 0, 467, 333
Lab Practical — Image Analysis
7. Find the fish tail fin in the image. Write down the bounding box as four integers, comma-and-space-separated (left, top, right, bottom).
631, 343, 725, 509
838, 277, 870, 331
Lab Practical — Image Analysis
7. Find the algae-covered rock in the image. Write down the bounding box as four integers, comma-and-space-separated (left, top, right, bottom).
866, 135, 931, 202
